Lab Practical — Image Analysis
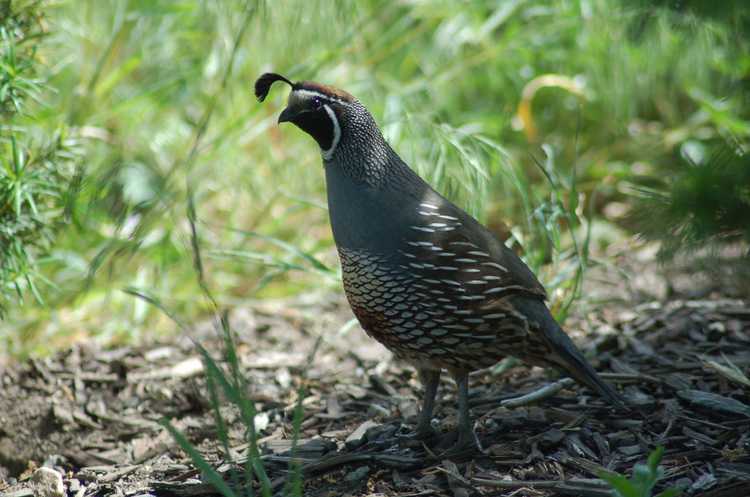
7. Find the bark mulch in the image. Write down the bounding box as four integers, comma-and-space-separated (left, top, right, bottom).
1, 295, 749, 497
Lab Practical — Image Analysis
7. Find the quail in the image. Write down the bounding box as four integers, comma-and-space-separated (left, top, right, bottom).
255, 73, 625, 450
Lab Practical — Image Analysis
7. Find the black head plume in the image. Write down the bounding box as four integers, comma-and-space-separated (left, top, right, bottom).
255, 73, 294, 102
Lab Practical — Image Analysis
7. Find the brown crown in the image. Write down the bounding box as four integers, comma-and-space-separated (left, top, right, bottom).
297, 81, 356, 103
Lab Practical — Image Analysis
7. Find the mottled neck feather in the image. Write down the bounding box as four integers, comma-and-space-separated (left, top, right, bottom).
326, 102, 408, 187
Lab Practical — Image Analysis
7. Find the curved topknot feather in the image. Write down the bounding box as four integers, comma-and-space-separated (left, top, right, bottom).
254, 73, 294, 102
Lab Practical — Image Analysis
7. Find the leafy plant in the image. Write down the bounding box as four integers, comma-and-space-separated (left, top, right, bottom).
0, 0, 79, 318
630, 142, 750, 258
600, 446, 682, 497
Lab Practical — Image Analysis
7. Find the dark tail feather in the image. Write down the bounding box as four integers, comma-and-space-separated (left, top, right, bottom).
551, 342, 628, 410
512, 297, 628, 410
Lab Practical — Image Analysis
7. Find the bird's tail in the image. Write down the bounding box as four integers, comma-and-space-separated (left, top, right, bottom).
548, 341, 627, 410
513, 297, 628, 410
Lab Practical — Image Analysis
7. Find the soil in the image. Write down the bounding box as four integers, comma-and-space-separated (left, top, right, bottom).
1, 251, 749, 497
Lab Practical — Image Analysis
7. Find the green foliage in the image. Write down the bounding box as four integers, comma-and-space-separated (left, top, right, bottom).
175, 315, 308, 497
600, 446, 682, 497
0, 0, 79, 318
1, 0, 748, 353
631, 144, 750, 257
137, 193, 306, 496
616, 2, 750, 259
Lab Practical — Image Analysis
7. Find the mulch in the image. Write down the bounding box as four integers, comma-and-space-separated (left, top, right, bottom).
1, 293, 749, 497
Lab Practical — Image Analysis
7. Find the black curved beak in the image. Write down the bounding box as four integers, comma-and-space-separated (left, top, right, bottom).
278, 107, 295, 124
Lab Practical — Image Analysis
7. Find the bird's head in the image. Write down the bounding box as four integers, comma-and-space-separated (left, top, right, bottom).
255, 73, 367, 161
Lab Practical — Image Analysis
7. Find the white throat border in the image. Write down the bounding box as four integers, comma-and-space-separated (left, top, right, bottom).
321, 104, 341, 160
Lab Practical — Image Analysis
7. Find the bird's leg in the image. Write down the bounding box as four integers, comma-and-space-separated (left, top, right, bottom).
452, 371, 476, 451
396, 369, 440, 444
414, 369, 440, 438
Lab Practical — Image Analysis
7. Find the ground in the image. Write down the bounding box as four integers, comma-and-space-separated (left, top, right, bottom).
1, 250, 749, 497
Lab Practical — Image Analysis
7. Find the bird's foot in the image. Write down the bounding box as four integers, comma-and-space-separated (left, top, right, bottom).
395, 424, 438, 448
437, 427, 480, 457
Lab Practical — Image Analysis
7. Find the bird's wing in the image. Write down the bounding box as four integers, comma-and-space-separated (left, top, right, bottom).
396, 196, 547, 307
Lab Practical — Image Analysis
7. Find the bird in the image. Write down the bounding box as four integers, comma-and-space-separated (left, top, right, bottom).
254, 72, 626, 450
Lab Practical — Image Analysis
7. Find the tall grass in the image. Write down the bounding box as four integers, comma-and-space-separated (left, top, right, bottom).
1, 0, 747, 354
132, 193, 306, 496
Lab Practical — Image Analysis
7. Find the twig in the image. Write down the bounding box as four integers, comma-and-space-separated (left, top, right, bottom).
472, 476, 612, 497
304, 452, 426, 474
474, 372, 658, 409
499, 378, 576, 408
263, 452, 426, 476
599, 372, 663, 384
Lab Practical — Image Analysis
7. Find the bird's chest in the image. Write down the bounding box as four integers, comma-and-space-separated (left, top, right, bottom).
324, 166, 413, 253
337, 247, 446, 362
338, 248, 410, 336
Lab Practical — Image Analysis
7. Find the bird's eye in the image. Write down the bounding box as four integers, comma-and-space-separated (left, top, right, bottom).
312, 96, 323, 109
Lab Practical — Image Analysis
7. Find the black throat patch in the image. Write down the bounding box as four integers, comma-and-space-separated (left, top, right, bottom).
292, 108, 335, 151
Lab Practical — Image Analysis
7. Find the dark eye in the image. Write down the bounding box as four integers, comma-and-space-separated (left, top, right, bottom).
312, 96, 323, 109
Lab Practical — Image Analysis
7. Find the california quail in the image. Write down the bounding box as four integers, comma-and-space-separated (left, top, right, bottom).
255, 73, 625, 449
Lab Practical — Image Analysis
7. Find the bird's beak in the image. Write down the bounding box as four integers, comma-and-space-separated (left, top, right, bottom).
278, 106, 295, 124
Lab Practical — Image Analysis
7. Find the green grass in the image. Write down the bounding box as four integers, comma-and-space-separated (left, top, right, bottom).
133, 192, 311, 496
1, 0, 748, 355
601, 446, 682, 497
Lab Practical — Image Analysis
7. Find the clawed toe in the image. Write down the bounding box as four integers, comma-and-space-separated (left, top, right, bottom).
395, 424, 438, 447
434, 426, 479, 456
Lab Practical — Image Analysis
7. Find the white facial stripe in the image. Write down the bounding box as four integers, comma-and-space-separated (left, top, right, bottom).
293, 88, 351, 106
321, 104, 341, 160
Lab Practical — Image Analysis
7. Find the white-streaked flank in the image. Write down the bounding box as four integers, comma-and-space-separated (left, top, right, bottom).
481, 261, 508, 272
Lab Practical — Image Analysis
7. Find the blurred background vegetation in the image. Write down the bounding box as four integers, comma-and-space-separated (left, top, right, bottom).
1, 0, 748, 358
